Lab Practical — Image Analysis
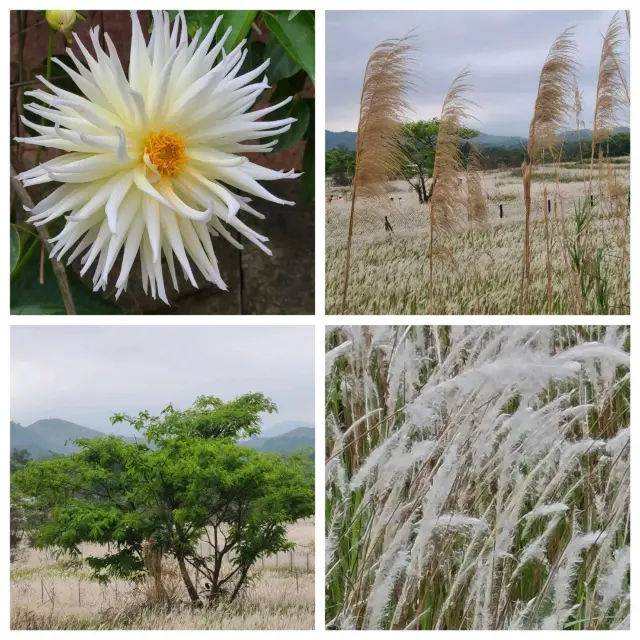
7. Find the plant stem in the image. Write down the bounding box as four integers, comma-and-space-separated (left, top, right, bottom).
34, 28, 54, 169
341, 183, 358, 313
10, 164, 77, 315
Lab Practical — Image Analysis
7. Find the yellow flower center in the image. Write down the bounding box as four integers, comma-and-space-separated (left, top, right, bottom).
144, 130, 187, 177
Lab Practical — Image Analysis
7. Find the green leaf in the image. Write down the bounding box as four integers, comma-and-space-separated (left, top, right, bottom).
239, 40, 266, 78
218, 11, 258, 51
181, 11, 216, 37
10, 226, 20, 274
10, 241, 122, 315
265, 36, 300, 84
300, 137, 315, 204
263, 11, 315, 84
271, 100, 310, 153
179, 11, 257, 51
288, 11, 301, 21
11, 304, 65, 315
269, 74, 304, 106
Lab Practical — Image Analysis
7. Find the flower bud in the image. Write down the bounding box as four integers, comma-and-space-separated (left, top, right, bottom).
45, 10, 78, 43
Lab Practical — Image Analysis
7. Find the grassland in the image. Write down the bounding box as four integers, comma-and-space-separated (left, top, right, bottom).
11, 519, 315, 630
325, 326, 630, 630
326, 161, 629, 314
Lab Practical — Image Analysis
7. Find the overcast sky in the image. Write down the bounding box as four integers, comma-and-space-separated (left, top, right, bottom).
11, 325, 314, 435
326, 10, 630, 136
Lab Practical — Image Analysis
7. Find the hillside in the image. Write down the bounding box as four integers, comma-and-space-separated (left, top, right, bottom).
10, 419, 143, 458
326, 130, 357, 150
11, 418, 314, 459
325, 127, 630, 150
10, 422, 50, 459
244, 427, 315, 454
261, 420, 315, 438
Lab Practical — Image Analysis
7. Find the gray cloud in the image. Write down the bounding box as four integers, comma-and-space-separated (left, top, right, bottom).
11, 325, 314, 434
326, 10, 629, 135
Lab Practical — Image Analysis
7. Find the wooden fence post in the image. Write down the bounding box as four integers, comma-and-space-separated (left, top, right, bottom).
41, 578, 44, 603
306, 553, 309, 571
499, 204, 503, 219
290, 551, 293, 571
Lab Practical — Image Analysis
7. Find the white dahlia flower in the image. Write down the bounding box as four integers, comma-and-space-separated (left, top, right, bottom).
16, 10, 301, 303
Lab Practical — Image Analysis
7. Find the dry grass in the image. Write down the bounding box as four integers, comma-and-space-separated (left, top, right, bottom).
592, 13, 628, 144
11, 519, 315, 629
342, 34, 417, 312
12, 570, 314, 629
326, 163, 629, 315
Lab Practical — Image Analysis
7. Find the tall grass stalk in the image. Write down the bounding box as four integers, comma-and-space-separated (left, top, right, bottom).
522, 28, 577, 310
341, 36, 416, 313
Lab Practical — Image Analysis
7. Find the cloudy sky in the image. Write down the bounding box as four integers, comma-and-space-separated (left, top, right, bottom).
11, 325, 314, 435
326, 10, 629, 135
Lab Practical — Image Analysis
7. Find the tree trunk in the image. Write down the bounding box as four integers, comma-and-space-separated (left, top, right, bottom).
419, 171, 429, 204
229, 565, 251, 604
177, 554, 200, 604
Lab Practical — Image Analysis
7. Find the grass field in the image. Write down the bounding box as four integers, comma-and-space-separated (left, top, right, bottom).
325, 326, 630, 630
326, 161, 629, 314
11, 519, 315, 630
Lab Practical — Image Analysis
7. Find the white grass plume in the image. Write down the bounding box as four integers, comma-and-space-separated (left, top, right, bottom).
325, 325, 630, 630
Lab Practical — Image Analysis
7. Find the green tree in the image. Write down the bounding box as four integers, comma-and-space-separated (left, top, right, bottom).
10, 447, 32, 473
400, 119, 478, 203
13, 393, 314, 604
325, 145, 356, 186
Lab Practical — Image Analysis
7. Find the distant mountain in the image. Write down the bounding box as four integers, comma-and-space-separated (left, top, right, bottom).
10, 419, 142, 459
469, 132, 527, 148
244, 427, 315, 454
326, 130, 357, 150
325, 127, 630, 151
559, 126, 629, 141
260, 420, 315, 438
11, 417, 313, 460
10, 422, 50, 459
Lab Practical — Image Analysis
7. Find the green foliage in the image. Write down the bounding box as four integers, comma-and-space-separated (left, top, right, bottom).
112, 392, 277, 444
479, 132, 630, 170
9, 240, 121, 315
13, 394, 314, 604
400, 119, 478, 202
567, 198, 613, 314
10, 225, 20, 274
262, 11, 314, 84
326, 145, 356, 186
265, 35, 300, 83
10, 448, 32, 474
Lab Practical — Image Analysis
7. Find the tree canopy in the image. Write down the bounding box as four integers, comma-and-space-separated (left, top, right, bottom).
400, 119, 478, 202
325, 145, 356, 186
13, 393, 314, 604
